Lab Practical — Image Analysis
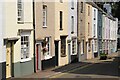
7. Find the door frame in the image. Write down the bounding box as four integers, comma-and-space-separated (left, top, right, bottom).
55, 41, 59, 66
36, 43, 41, 71
6, 41, 14, 78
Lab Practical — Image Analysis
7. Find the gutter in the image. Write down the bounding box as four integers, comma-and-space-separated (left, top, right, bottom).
33, 0, 36, 73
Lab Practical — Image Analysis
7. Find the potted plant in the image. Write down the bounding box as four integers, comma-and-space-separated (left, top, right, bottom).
100, 53, 107, 60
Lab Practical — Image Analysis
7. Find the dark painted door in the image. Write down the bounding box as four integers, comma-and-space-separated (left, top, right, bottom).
55, 41, 59, 66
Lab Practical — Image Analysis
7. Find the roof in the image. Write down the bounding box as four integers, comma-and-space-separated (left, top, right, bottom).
86, 2, 116, 21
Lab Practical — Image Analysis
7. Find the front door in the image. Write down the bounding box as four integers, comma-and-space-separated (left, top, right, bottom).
36, 44, 41, 71
68, 44, 71, 63
6, 42, 13, 78
55, 41, 59, 66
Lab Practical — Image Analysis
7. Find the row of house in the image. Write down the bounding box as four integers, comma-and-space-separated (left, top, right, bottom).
0, 0, 118, 79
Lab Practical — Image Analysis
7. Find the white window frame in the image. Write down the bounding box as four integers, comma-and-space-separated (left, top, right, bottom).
17, 0, 24, 23
88, 6, 90, 16
43, 5, 47, 28
94, 40, 97, 52
94, 24, 96, 37
94, 9, 96, 20
71, 16, 74, 33
20, 32, 31, 62
81, 40, 84, 54
88, 22, 90, 36
42, 37, 51, 60
71, 0, 74, 9
81, 2, 83, 13
72, 38, 77, 55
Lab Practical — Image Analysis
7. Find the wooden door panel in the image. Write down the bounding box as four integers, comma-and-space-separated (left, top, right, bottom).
6, 43, 11, 78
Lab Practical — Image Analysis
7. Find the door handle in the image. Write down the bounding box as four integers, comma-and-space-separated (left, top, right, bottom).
6, 64, 9, 66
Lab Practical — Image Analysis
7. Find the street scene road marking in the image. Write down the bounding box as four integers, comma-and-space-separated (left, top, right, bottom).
50, 63, 94, 78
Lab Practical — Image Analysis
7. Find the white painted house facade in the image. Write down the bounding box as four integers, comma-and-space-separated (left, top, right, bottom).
4, 0, 34, 78
68, 0, 78, 63
91, 6, 98, 58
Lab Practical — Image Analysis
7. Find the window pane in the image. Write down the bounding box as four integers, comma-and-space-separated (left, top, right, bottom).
21, 35, 29, 59
17, 0, 23, 22
61, 36, 66, 56
71, 0, 74, 9
81, 2, 83, 13
60, 11, 63, 29
71, 16, 74, 33
43, 5, 47, 26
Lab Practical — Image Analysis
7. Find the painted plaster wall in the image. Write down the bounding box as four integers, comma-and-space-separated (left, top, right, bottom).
55, 2, 69, 66
0, 1, 6, 79
92, 7, 98, 39
4, 0, 34, 63
68, 0, 77, 39
4, 0, 34, 77
85, 3, 92, 41
68, 0, 77, 59
77, 1, 86, 61
35, 2, 55, 59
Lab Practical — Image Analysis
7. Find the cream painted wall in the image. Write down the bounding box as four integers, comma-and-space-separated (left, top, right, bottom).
85, 3, 92, 40
55, 2, 69, 40
0, 1, 6, 63
58, 39, 68, 66
85, 3, 93, 59
55, 2, 69, 66
4, 0, 34, 63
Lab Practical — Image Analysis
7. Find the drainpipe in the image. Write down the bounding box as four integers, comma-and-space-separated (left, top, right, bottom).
77, 1, 80, 62
33, 0, 36, 73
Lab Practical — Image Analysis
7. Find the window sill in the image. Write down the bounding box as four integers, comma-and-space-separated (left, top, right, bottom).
43, 26, 47, 28
71, 8, 74, 9
20, 58, 31, 63
44, 55, 52, 60
71, 53, 77, 55
59, 29, 63, 30
17, 21, 24, 24
61, 55, 66, 57
94, 51, 98, 52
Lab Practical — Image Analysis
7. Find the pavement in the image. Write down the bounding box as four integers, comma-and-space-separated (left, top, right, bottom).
11, 51, 120, 79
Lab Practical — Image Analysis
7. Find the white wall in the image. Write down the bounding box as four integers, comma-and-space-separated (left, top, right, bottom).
4, 0, 33, 63
0, 1, 6, 63
68, 0, 77, 39
92, 7, 98, 39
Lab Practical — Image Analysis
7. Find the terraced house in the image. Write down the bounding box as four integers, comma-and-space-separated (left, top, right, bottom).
77, 0, 87, 61
54, 0, 69, 66
4, 0, 34, 78
68, 0, 78, 63
85, 2, 93, 59
0, 1, 119, 79
35, 1, 56, 70
91, 3, 98, 58
34, 0, 69, 70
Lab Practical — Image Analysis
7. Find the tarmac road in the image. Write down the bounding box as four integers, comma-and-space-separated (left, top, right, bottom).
49, 51, 120, 80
